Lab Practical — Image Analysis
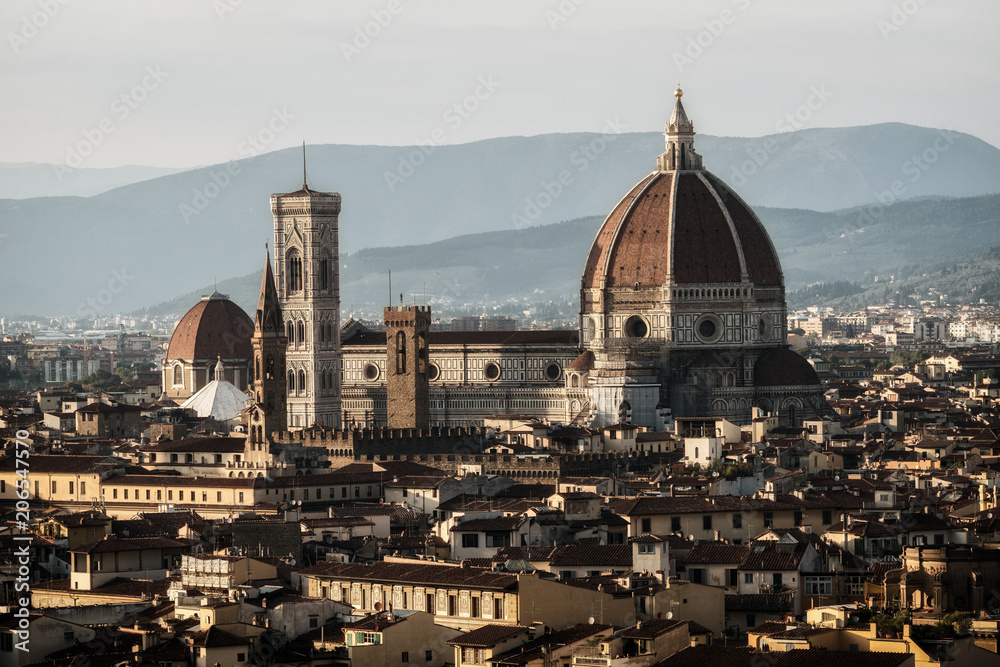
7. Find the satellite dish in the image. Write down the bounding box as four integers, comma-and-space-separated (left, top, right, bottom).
666, 612, 673, 619
588, 617, 595, 625
374, 602, 383, 611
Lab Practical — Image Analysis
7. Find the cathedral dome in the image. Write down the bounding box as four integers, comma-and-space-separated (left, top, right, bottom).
582, 169, 782, 289
166, 292, 253, 361
753, 348, 821, 387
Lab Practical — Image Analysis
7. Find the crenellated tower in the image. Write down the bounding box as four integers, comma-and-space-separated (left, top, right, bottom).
385, 305, 431, 430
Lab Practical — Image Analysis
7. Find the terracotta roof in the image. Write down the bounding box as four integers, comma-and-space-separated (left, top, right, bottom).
566, 351, 594, 371
165, 294, 253, 361
0, 455, 115, 474
683, 543, 751, 565
653, 646, 911, 667
73, 536, 191, 554
490, 623, 613, 665
451, 516, 526, 532
191, 626, 250, 648
619, 618, 686, 639
448, 623, 528, 647
296, 560, 518, 591
548, 544, 632, 567
143, 436, 245, 453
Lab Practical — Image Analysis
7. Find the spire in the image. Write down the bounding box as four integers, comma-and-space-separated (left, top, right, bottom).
255, 247, 284, 334
657, 83, 703, 172
302, 141, 308, 190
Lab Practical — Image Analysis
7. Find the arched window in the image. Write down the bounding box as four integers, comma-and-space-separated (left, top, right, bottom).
172, 364, 183, 386
320, 255, 330, 291
321, 371, 327, 390
298, 370, 306, 392
396, 330, 407, 374
255, 358, 261, 381
319, 322, 326, 343
286, 322, 294, 343
265, 356, 275, 380
287, 252, 303, 292
288, 371, 295, 394
298, 321, 306, 345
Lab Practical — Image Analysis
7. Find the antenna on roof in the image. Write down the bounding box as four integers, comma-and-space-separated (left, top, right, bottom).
388, 270, 392, 308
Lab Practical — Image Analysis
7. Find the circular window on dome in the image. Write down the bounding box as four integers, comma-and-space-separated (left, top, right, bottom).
544, 362, 562, 382
363, 363, 380, 381
694, 314, 724, 344
428, 362, 440, 381
484, 362, 501, 382
624, 315, 649, 339
758, 313, 773, 342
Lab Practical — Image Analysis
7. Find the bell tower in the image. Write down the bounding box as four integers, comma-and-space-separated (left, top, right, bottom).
247, 249, 286, 471
385, 304, 431, 430
271, 147, 342, 430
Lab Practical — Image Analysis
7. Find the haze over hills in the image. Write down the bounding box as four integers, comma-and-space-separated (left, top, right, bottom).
1, 123, 999, 317
0, 162, 193, 199
142, 193, 1000, 323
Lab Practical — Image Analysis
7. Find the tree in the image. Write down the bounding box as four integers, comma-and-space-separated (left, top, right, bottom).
826, 354, 841, 366
115, 365, 136, 383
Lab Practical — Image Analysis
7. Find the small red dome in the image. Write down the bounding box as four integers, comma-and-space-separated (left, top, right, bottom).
166, 292, 253, 361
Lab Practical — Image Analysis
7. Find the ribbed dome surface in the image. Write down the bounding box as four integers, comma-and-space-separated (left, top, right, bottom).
582, 170, 782, 289
166, 293, 253, 360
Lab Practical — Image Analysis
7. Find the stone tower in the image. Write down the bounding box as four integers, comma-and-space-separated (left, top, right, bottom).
246, 250, 286, 471
384, 305, 431, 430
271, 165, 342, 430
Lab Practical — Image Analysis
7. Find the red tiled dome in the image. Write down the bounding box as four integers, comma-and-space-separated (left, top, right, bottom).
754, 348, 820, 387
166, 292, 253, 361
582, 170, 782, 290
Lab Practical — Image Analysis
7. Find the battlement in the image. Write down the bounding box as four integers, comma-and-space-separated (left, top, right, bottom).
384, 305, 432, 325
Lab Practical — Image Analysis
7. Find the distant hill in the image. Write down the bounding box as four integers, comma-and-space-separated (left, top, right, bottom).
143, 192, 1000, 321
789, 243, 1000, 309
0, 162, 192, 199
2, 123, 999, 316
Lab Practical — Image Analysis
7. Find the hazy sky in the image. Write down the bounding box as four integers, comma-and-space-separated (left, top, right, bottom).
2, 0, 998, 168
